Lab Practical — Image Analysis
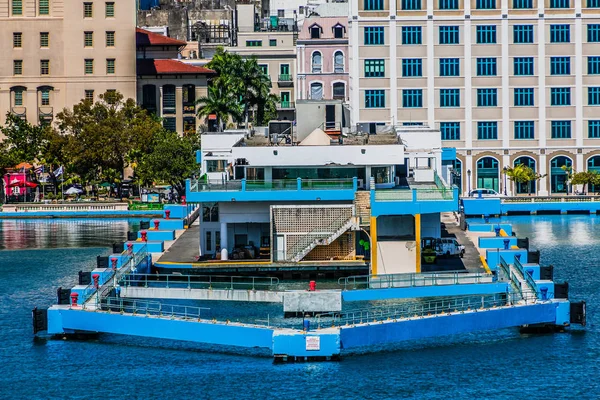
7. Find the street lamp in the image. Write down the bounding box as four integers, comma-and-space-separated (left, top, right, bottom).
503, 166, 508, 195
467, 169, 471, 194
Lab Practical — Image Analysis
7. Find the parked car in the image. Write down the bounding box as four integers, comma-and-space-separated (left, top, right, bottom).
468, 188, 504, 198
436, 238, 465, 258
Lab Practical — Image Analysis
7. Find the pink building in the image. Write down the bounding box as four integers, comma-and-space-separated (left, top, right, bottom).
296, 17, 349, 102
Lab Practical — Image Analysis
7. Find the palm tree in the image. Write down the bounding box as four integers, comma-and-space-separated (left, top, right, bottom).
196, 85, 242, 132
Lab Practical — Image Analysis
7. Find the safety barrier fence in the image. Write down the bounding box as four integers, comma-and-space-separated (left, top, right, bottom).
83, 297, 212, 321
316, 292, 540, 328
338, 271, 492, 290
502, 196, 600, 203
119, 273, 280, 291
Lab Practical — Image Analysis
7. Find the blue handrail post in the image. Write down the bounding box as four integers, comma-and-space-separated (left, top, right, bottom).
297, 177, 302, 191
241, 178, 247, 192
412, 189, 417, 202
353, 176, 358, 191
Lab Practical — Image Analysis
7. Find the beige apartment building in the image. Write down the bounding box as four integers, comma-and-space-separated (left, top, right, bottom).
349, 0, 600, 195
0, 0, 136, 129
228, 4, 297, 121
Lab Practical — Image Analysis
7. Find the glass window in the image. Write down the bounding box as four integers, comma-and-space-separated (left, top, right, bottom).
310, 83, 323, 100
365, 90, 385, 108
269, 39, 276, 46
364, 0, 384, 10
258, 64, 268, 75
440, 89, 460, 107
476, 25, 497, 44
589, 0, 600, 7
477, 88, 497, 107
589, 120, 600, 138
310, 26, 321, 39
514, 88, 534, 106
551, 121, 571, 138
440, 58, 459, 76
334, 52, 344, 73
439, 26, 459, 44
589, 56, 600, 74
476, 0, 496, 9
513, 0, 533, 8
183, 117, 196, 135
334, 26, 344, 39
477, 58, 497, 76
84, 59, 93, 74
550, 25, 570, 43
402, 0, 421, 10
365, 59, 385, 77
40, 60, 49, 75
182, 84, 196, 112
162, 85, 176, 114
106, 59, 115, 74
312, 52, 322, 73
477, 121, 498, 139
12, 0, 22, 15
588, 24, 600, 42
402, 89, 423, 108
85, 90, 94, 102
13, 60, 22, 75
41, 90, 50, 106
162, 117, 176, 132
246, 40, 262, 47
40, 32, 49, 47
550, 0, 569, 8
333, 83, 345, 99
402, 26, 422, 44
206, 161, 226, 173
202, 203, 219, 222
39, 0, 49, 15
439, 0, 459, 10
106, 31, 115, 47
364, 27, 385, 45
440, 122, 460, 140
84, 2, 92, 18
105, 2, 114, 17
551, 56, 571, 75
84, 31, 93, 47
588, 87, 600, 105
514, 121, 534, 139
551, 87, 571, 106
514, 57, 534, 75
513, 25, 534, 43
13, 32, 22, 48
402, 59, 422, 77
14, 90, 23, 106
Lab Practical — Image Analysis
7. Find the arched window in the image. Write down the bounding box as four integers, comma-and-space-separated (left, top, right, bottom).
513, 156, 536, 194
310, 82, 323, 100
334, 51, 344, 73
332, 82, 345, 100
476, 157, 499, 192
312, 51, 322, 73
550, 156, 572, 193
588, 156, 600, 194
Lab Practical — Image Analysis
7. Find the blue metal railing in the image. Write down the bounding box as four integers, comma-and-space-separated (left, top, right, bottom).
338, 271, 492, 290
499, 257, 522, 298
96, 297, 211, 320
315, 293, 537, 328
188, 178, 356, 193
513, 257, 538, 295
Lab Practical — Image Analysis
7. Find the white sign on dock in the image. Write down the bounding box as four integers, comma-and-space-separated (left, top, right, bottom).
306, 336, 320, 351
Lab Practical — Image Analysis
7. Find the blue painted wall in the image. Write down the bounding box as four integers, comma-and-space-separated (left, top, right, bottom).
0, 210, 162, 218
468, 223, 513, 235
272, 331, 341, 357
371, 187, 459, 217
478, 237, 518, 249
462, 198, 502, 216
340, 303, 557, 349
137, 230, 176, 241
146, 219, 184, 230
485, 249, 529, 270
463, 197, 600, 215
555, 300, 570, 326
342, 283, 508, 302
164, 205, 187, 219
126, 241, 164, 253
49, 308, 274, 349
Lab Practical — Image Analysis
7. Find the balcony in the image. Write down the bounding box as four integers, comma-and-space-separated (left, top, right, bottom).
278, 101, 295, 110
38, 106, 53, 123
370, 175, 459, 216
11, 106, 26, 118
186, 177, 357, 203
277, 74, 293, 87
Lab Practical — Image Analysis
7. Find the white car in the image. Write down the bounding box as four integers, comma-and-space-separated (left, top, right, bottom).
436, 238, 466, 257
468, 188, 504, 198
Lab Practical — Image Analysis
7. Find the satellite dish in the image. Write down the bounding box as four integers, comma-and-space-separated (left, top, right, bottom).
405, 241, 416, 250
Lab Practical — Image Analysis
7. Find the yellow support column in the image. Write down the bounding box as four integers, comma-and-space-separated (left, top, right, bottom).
370, 216, 377, 276
415, 214, 421, 273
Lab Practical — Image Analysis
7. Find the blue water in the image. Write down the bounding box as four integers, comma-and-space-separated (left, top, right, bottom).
1, 216, 599, 399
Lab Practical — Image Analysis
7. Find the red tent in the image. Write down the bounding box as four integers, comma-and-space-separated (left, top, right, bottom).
7, 180, 38, 188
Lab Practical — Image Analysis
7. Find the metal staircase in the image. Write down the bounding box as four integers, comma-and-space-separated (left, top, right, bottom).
287, 216, 359, 262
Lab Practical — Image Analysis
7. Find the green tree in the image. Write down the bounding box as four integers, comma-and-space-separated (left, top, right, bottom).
196, 85, 243, 132
135, 130, 197, 197
55, 91, 162, 194
505, 163, 545, 195
0, 140, 17, 203
1, 113, 51, 164
571, 171, 600, 194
